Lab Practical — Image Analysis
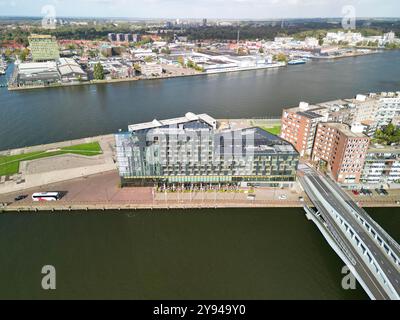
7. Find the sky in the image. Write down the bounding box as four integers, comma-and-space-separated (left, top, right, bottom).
0, 0, 399, 19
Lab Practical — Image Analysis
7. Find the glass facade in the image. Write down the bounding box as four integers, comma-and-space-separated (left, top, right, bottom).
115, 116, 299, 186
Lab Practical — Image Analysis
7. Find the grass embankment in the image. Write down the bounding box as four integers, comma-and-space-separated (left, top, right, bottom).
260, 126, 281, 136
0, 142, 102, 177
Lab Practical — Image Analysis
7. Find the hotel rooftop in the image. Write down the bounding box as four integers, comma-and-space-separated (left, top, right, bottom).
128, 112, 217, 132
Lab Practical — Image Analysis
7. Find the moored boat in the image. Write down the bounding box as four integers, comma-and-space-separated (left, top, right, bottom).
288, 59, 306, 65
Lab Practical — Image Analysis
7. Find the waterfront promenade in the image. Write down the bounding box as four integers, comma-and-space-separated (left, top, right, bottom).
0, 170, 307, 212
1, 168, 399, 212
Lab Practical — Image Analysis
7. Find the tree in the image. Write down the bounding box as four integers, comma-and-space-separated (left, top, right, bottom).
93, 62, 105, 80
4, 48, 13, 60
374, 124, 400, 145
274, 53, 288, 63
177, 56, 185, 67
19, 48, 30, 62
259, 47, 264, 54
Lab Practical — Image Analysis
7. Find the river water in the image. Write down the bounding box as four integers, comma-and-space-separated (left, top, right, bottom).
0, 51, 399, 299
1, 50, 400, 151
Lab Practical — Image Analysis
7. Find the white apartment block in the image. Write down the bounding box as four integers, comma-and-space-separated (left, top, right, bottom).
362, 146, 400, 185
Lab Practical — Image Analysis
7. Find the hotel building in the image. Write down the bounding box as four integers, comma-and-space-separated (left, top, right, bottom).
115, 113, 299, 187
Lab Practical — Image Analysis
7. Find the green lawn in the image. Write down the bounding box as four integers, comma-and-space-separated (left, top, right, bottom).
260, 126, 281, 136
0, 142, 102, 177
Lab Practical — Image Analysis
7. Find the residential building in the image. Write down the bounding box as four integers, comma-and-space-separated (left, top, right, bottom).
115, 113, 299, 187
375, 93, 400, 128
16, 61, 60, 87
312, 123, 370, 184
140, 63, 163, 77
28, 34, 60, 62
109, 33, 139, 43
280, 102, 328, 157
362, 145, 400, 185
108, 33, 117, 42
310, 92, 400, 136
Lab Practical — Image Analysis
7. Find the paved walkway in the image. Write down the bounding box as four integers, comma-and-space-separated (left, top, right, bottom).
0, 134, 117, 195
0, 171, 307, 211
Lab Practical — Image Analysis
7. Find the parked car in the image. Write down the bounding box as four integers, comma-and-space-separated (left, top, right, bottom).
352, 190, 360, 196
375, 188, 387, 196
362, 189, 372, 196
14, 195, 28, 202
278, 194, 288, 200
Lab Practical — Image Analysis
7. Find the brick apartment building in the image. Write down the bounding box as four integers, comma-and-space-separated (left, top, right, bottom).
312, 123, 370, 184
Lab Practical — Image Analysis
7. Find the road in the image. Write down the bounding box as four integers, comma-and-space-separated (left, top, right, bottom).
299, 165, 400, 300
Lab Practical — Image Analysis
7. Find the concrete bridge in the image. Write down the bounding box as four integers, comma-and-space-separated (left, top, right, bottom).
298, 164, 400, 300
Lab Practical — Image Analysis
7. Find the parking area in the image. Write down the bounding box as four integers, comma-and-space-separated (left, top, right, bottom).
347, 188, 400, 206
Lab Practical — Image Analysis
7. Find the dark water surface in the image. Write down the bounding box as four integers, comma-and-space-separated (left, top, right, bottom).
0, 208, 382, 300
0, 208, 397, 300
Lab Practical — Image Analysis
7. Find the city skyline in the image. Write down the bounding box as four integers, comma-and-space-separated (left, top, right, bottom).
0, 0, 399, 19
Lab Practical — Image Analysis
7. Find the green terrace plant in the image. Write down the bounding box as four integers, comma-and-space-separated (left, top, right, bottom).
373, 124, 400, 145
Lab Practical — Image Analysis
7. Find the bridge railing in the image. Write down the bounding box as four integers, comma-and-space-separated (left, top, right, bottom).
303, 174, 399, 300
322, 176, 400, 268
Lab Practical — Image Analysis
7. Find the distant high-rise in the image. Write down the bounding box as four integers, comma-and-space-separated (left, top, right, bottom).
108, 33, 138, 43
28, 34, 60, 62
108, 33, 117, 42
202, 18, 208, 27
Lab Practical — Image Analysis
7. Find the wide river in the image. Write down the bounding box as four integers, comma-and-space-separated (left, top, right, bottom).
0, 51, 399, 299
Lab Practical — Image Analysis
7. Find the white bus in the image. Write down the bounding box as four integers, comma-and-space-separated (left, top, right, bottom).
32, 192, 61, 202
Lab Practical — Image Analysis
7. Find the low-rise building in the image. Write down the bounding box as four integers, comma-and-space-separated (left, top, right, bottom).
58, 58, 88, 82
17, 61, 60, 87
140, 63, 163, 77
312, 123, 370, 184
